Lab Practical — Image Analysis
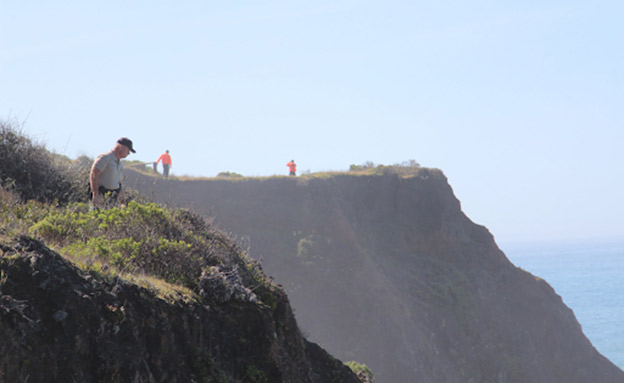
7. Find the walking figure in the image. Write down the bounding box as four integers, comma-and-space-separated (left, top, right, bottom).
156, 150, 172, 178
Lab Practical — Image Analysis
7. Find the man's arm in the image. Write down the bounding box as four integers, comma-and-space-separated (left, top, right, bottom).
90, 167, 102, 205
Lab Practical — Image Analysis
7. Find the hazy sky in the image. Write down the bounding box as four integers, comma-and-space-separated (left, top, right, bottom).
2, 1, 622, 245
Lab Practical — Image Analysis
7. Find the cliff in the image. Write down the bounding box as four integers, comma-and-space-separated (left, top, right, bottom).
126, 168, 624, 383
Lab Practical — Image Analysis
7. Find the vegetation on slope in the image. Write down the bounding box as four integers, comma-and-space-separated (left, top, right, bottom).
0, 122, 273, 304
348, 159, 422, 176
0, 120, 90, 204
0, 120, 369, 382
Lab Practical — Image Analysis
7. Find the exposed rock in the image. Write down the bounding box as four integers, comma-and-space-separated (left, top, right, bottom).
0, 236, 360, 383
199, 265, 258, 303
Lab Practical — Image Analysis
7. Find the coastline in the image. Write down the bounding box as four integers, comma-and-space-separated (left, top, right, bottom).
502, 238, 624, 369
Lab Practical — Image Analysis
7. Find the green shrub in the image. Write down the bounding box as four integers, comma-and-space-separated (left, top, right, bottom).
0, 187, 54, 238
349, 160, 421, 177
345, 361, 375, 382
217, 171, 243, 178
245, 364, 269, 383
30, 201, 243, 290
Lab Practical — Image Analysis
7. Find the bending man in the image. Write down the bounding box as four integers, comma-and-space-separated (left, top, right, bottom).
90, 137, 135, 207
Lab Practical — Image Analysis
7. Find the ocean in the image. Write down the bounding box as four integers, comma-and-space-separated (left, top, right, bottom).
502, 240, 624, 370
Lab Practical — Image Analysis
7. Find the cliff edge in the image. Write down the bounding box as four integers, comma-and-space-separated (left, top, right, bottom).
126, 167, 624, 383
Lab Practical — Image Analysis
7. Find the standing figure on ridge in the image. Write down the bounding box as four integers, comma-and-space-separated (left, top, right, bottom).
156, 150, 172, 178
90, 137, 135, 208
287, 160, 297, 176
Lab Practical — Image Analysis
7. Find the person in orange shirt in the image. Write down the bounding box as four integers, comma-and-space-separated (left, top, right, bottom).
156, 150, 172, 178
287, 160, 297, 176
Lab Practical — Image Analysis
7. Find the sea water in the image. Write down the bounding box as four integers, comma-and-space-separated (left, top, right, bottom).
502, 240, 624, 370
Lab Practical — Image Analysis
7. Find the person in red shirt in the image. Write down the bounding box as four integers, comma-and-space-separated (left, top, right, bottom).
287, 160, 297, 176
156, 150, 172, 178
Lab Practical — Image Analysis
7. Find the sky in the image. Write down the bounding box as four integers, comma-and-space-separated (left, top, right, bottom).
1, 1, 622, 246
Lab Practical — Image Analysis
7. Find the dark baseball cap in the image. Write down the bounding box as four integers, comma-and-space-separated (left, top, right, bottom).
117, 137, 136, 153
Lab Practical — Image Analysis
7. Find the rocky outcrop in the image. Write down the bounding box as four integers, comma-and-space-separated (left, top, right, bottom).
0, 236, 360, 383
126, 168, 624, 383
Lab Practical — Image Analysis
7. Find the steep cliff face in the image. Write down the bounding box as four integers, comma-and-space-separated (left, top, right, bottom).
0, 236, 360, 383
126, 169, 624, 383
